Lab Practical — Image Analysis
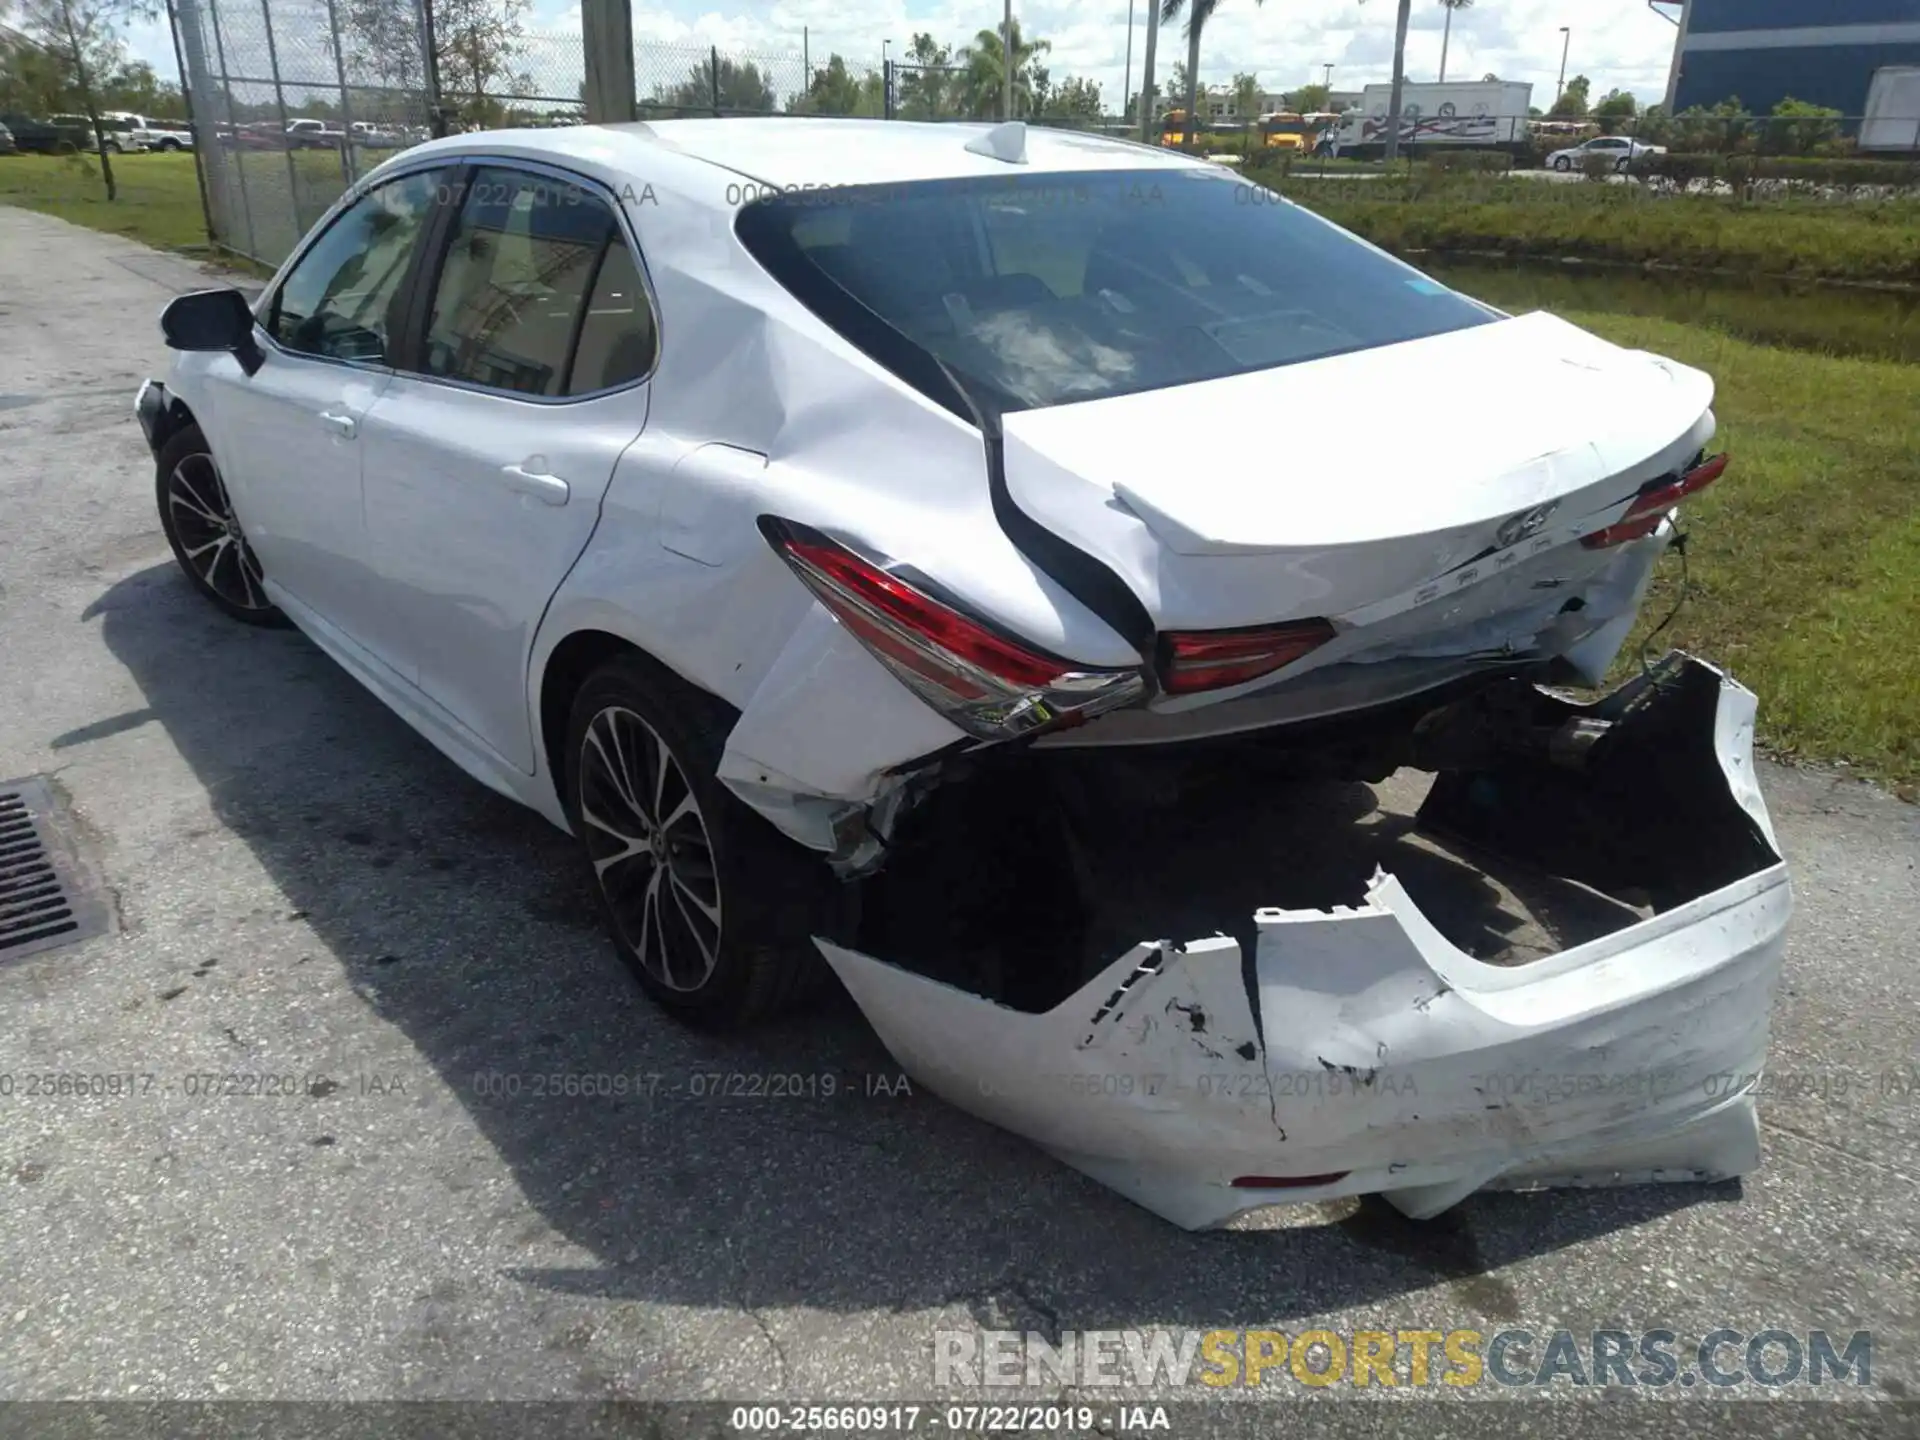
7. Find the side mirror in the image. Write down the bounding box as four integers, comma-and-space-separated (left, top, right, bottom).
160, 288, 264, 375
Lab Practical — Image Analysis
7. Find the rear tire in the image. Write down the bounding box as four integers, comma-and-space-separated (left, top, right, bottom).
155, 423, 288, 627
158, 138, 182, 152
565, 652, 833, 1026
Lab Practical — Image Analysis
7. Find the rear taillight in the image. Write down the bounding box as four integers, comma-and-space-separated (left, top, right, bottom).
761, 517, 1147, 740
1157, 619, 1337, 695
1581, 452, 1728, 550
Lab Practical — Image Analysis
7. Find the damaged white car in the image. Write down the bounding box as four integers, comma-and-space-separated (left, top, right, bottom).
135, 118, 1791, 1228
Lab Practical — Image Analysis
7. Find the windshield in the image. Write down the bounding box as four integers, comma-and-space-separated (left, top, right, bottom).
736, 167, 1494, 414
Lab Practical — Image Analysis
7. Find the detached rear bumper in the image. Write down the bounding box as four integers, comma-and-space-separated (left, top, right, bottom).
817, 654, 1791, 1229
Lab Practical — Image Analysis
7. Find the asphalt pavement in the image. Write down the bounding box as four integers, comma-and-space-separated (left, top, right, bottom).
0, 207, 1915, 1420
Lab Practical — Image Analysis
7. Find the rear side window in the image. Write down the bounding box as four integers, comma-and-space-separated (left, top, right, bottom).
422, 167, 652, 397
736, 167, 1495, 414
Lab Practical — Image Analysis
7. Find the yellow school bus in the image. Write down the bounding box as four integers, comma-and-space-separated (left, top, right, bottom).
1258, 111, 1313, 150
1159, 108, 1191, 147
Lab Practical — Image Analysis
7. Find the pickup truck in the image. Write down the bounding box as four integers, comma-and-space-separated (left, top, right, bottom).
284, 118, 347, 149
101, 112, 195, 152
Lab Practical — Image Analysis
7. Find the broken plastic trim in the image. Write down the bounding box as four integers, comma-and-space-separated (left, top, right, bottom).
816, 653, 1791, 1229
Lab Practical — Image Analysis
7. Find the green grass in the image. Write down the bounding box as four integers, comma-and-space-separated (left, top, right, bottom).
0, 148, 362, 262
0, 151, 213, 250
1281, 175, 1920, 286
1426, 259, 1920, 365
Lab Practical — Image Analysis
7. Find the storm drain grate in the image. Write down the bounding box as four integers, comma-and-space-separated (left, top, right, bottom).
0, 777, 111, 962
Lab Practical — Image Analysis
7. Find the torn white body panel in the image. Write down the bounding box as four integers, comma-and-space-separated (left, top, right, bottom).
817, 656, 1792, 1229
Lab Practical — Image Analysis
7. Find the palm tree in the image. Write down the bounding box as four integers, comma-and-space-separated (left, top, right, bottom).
1438, 0, 1473, 83
1159, 0, 1264, 151
959, 20, 1048, 119
1361, 0, 1414, 162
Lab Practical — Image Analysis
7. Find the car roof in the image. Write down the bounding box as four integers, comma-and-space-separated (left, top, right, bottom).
421, 117, 1208, 190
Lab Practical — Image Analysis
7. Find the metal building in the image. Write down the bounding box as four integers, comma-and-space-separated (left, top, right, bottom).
1665, 0, 1920, 116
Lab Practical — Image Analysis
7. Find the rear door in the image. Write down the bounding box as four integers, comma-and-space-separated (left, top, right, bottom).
355, 162, 659, 772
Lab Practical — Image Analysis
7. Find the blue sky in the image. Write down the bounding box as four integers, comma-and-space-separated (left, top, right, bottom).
125, 0, 1688, 113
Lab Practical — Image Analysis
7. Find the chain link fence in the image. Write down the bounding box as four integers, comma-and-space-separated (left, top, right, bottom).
172, 0, 585, 266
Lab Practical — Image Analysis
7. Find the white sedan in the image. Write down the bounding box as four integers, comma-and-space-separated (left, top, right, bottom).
135, 118, 1789, 1229
1547, 134, 1667, 172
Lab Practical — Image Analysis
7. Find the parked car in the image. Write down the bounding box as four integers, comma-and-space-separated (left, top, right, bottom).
102, 111, 194, 152
0, 113, 67, 152
133, 119, 1789, 1231
214, 121, 284, 150
47, 113, 102, 151
1547, 134, 1666, 172
283, 118, 346, 149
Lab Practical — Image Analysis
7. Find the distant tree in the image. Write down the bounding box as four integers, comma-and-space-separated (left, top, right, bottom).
1165, 60, 1191, 107
792, 54, 862, 115
1482, 72, 1499, 82
343, 0, 532, 127
10, 0, 154, 199
956, 20, 1047, 119
1290, 81, 1329, 112
1040, 74, 1102, 122
1673, 96, 1751, 152
101, 57, 182, 118
1028, 63, 1051, 115
1231, 70, 1260, 117
893, 32, 955, 119
657, 54, 775, 114
1768, 95, 1844, 155
1549, 73, 1592, 119
1593, 86, 1637, 133
0, 21, 75, 114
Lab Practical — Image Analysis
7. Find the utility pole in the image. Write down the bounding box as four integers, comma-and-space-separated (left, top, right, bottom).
1002, 0, 1014, 119
1123, 0, 1135, 132
1137, 0, 1159, 140
581, 0, 636, 123
1557, 26, 1571, 101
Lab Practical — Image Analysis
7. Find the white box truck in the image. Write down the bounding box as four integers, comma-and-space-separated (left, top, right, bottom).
1329, 80, 1534, 157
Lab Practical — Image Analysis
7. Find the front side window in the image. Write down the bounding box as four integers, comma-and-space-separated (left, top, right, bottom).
268, 168, 440, 363
421, 167, 650, 397
736, 167, 1495, 414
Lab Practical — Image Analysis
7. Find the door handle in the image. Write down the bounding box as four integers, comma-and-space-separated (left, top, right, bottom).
318, 410, 357, 439
501, 463, 570, 506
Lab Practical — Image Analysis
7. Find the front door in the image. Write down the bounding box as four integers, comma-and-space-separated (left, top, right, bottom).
205, 167, 443, 653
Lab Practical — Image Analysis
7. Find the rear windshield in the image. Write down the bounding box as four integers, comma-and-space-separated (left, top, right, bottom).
735, 166, 1496, 414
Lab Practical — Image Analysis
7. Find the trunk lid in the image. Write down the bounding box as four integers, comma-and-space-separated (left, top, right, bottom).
998, 311, 1716, 630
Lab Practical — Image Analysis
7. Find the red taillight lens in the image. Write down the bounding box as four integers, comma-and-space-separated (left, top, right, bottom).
762, 517, 1147, 740
1157, 619, 1337, 695
1581, 452, 1728, 550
